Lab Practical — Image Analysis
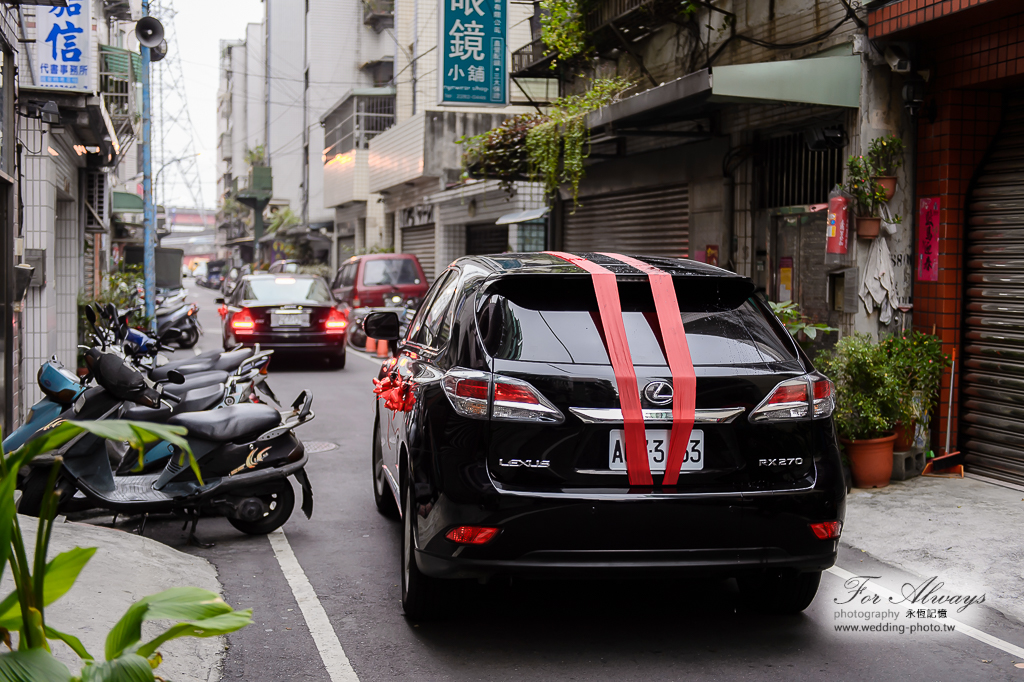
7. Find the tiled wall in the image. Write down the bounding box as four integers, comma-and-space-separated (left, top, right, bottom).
890, 4, 1024, 449
54, 199, 79, 371
869, 0, 1001, 39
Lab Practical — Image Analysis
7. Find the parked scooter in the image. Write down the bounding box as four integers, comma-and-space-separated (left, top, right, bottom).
19, 347, 315, 540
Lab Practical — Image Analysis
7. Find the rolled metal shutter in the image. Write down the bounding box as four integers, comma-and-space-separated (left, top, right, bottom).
962, 97, 1024, 485
563, 183, 688, 256
400, 224, 435, 283
466, 223, 508, 255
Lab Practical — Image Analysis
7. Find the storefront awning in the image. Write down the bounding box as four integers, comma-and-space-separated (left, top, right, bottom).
587, 56, 861, 131
496, 207, 550, 225
112, 191, 145, 212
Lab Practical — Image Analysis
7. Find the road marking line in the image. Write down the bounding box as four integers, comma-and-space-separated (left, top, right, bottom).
827, 565, 1024, 659
269, 529, 359, 681
349, 349, 385, 365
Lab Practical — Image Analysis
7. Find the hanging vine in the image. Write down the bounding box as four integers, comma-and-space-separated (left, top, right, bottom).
540, 0, 588, 66
460, 77, 634, 204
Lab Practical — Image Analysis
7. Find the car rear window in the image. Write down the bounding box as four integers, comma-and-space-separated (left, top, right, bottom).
242, 277, 332, 303
483, 276, 800, 368
362, 258, 422, 286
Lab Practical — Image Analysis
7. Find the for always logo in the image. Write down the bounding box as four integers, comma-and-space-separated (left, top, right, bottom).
230, 446, 271, 476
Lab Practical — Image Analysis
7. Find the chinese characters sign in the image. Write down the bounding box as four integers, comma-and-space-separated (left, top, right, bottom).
439, 0, 506, 105
35, 2, 91, 92
917, 197, 940, 282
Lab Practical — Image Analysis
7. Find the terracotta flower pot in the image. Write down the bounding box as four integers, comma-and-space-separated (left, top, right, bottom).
856, 217, 881, 239
893, 421, 915, 451
875, 175, 897, 201
842, 434, 896, 488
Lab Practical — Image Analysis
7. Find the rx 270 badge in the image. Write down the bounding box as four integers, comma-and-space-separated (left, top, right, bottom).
498, 458, 550, 468
759, 457, 803, 466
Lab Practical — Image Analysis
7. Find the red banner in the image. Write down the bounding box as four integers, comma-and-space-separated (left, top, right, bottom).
600, 253, 696, 486
917, 198, 940, 282
545, 252, 653, 485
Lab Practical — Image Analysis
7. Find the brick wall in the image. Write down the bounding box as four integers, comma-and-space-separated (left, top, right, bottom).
912, 89, 1003, 448
869, 0, 1001, 39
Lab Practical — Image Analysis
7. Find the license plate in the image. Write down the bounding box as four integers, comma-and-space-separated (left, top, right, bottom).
608, 429, 704, 472
271, 313, 309, 327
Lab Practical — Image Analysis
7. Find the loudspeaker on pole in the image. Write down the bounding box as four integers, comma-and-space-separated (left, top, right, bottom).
135, 16, 165, 48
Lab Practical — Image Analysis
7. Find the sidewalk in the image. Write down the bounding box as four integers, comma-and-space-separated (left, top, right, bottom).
843, 475, 1024, 625
10, 516, 226, 681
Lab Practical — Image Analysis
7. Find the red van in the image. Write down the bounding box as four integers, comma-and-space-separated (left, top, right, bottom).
330, 254, 429, 309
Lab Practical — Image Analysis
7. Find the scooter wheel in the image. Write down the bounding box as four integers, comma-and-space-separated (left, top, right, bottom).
177, 326, 200, 349
227, 481, 295, 535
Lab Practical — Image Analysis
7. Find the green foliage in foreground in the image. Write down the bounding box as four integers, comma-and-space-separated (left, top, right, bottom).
0, 420, 252, 681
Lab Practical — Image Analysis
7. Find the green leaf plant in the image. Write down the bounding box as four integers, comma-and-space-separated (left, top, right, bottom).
0, 421, 251, 681
459, 77, 634, 205
880, 330, 950, 429
816, 334, 902, 441
767, 300, 837, 342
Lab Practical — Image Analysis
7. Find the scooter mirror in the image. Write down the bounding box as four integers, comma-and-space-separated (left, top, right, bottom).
85, 306, 96, 325
166, 369, 186, 385
106, 303, 117, 320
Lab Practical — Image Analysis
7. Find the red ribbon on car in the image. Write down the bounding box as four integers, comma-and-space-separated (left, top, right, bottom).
545, 252, 653, 485
599, 253, 696, 486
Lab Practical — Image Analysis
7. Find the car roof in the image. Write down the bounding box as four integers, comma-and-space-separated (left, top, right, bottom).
343, 253, 420, 264
449, 252, 748, 279
242, 273, 322, 280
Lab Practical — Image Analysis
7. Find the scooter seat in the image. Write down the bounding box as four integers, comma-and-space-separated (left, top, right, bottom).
150, 348, 252, 381
123, 383, 226, 422
163, 370, 229, 399
168, 403, 280, 442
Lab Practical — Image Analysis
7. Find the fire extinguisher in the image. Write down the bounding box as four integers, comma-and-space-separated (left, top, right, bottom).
826, 194, 849, 256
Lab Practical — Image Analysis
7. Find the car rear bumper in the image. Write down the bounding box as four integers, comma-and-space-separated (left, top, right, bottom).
413, 486, 844, 580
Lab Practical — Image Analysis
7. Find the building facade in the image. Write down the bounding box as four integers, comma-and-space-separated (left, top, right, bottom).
869, 0, 1024, 485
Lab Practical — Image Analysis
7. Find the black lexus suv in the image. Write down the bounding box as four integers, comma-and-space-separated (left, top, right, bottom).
364, 253, 845, 619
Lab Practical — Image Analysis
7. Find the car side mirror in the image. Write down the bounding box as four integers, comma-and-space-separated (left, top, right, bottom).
215, 297, 225, 304
166, 369, 186, 385
363, 311, 401, 340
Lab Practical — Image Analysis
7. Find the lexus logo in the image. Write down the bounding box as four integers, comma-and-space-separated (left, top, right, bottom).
643, 381, 673, 406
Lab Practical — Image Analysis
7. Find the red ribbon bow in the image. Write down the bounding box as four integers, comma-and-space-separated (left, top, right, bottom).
373, 373, 416, 412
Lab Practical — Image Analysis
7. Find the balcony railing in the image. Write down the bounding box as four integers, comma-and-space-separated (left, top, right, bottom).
511, 39, 556, 77
363, 0, 394, 31
99, 45, 140, 130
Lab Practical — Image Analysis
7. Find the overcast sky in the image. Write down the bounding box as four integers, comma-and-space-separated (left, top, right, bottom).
157, 0, 264, 210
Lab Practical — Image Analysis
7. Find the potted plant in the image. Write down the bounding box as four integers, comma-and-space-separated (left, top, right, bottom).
817, 333, 902, 487
845, 156, 888, 238
883, 331, 950, 450
867, 133, 905, 201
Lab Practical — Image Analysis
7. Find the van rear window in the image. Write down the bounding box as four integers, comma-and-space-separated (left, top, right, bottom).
483, 276, 799, 367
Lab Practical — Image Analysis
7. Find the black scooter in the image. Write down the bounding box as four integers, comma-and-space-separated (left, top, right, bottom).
21, 348, 315, 541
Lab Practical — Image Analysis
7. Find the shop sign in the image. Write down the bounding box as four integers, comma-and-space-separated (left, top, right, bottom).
438, 0, 506, 105
35, 2, 92, 92
917, 198, 940, 282
400, 204, 434, 228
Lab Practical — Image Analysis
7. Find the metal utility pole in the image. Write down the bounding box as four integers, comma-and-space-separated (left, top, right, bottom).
142, 0, 156, 328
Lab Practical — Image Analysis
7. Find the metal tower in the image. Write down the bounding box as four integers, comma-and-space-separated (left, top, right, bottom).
150, 0, 209, 222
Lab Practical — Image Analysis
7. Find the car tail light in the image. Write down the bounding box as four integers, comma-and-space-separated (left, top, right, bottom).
442, 368, 563, 423
231, 308, 255, 335
445, 526, 499, 544
325, 307, 348, 333
442, 369, 490, 418
810, 520, 842, 540
749, 373, 835, 422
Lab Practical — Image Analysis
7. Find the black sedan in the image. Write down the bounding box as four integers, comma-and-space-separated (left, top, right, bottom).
218, 274, 348, 368
363, 253, 845, 619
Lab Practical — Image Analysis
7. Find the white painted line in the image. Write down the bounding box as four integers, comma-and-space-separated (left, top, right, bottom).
827, 565, 1024, 659
349, 349, 386, 365
269, 529, 359, 681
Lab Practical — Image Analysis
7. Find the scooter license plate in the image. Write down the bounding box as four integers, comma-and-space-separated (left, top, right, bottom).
607, 429, 704, 472
271, 313, 309, 327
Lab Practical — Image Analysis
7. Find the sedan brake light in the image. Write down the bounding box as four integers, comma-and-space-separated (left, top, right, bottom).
749, 373, 834, 422
810, 520, 842, 540
442, 368, 564, 423
231, 308, 255, 335
325, 307, 348, 334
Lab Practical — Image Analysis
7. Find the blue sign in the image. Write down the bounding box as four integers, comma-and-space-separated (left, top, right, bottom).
439, 0, 506, 105
35, 1, 92, 92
